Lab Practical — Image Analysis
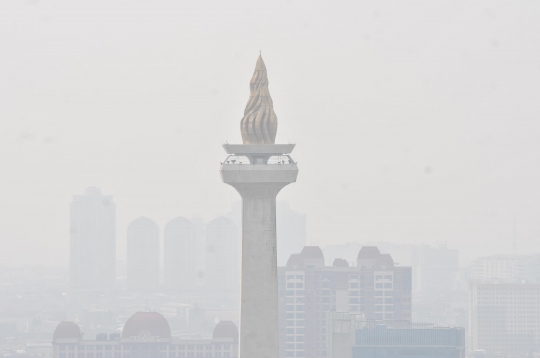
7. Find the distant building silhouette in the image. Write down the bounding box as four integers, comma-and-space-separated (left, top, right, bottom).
205, 216, 239, 291
191, 216, 207, 283
471, 254, 540, 282
69, 187, 116, 290
127, 216, 159, 290
277, 201, 307, 266
164, 216, 197, 290
411, 243, 459, 294
278, 246, 412, 358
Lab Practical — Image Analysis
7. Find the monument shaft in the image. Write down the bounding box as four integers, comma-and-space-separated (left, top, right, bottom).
220, 149, 298, 358
240, 185, 280, 358
219, 55, 298, 358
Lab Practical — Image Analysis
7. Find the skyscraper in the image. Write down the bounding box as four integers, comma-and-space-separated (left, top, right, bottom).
278, 246, 412, 358
205, 216, 239, 292
191, 216, 207, 284
69, 187, 116, 290
127, 216, 159, 290
164, 216, 197, 290
277, 201, 307, 266
220, 56, 299, 358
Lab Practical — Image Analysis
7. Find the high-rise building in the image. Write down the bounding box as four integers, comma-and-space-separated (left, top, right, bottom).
278, 246, 412, 358
411, 244, 459, 294
219, 55, 299, 358
69, 187, 116, 290
164, 216, 197, 290
469, 280, 540, 356
191, 216, 207, 284
127, 216, 159, 290
277, 201, 307, 266
205, 216, 239, 292
471, 254, 540, 282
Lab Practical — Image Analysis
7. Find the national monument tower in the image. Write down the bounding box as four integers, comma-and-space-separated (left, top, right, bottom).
220, 56, 299, 358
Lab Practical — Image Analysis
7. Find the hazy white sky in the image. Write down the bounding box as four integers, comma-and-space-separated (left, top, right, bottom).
1, 0, 539, 266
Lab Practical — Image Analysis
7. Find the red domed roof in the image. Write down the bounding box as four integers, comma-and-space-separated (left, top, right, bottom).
286, 254, 305, 269
357, 246, 381, 260
122, 312, 171, 339
300, 246, 324, 259
212, 321, 238, 343
53, 322, 81, 341
332, 258, 349, 267
375, 254, 394, 268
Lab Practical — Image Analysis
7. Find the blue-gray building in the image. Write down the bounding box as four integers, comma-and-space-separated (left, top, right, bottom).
327, 313, 465, 358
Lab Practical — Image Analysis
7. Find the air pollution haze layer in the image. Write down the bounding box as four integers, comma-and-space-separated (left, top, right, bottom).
1, 1, 539, 266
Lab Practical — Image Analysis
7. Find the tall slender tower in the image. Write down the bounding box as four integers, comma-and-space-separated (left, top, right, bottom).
220, 56, 299, 358
70, 187, 116, 290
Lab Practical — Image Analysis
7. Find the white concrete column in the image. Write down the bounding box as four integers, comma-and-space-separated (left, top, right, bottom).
236, 184, 283, 358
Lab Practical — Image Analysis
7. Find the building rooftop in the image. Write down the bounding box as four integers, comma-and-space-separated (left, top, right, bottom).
212, 321, 239, 343
53, 322, 81, 341
121, 312, 171, 339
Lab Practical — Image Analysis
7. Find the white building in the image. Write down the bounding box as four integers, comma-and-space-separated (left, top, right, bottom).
469, 280, 540, 355
70, 187, 116, 290
127, 217, 159, 290
205, 217, 239, 292
52, 312, 238, 358
471, 255, 535, 281
164, 217, 198, 290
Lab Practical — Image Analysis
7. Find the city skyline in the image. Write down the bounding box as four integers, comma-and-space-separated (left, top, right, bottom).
1, 1, 539, 357
2, 2, 540, 267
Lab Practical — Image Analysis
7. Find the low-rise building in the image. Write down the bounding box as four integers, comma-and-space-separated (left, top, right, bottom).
52, 312, 238, 358
326, 312, 465, 358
